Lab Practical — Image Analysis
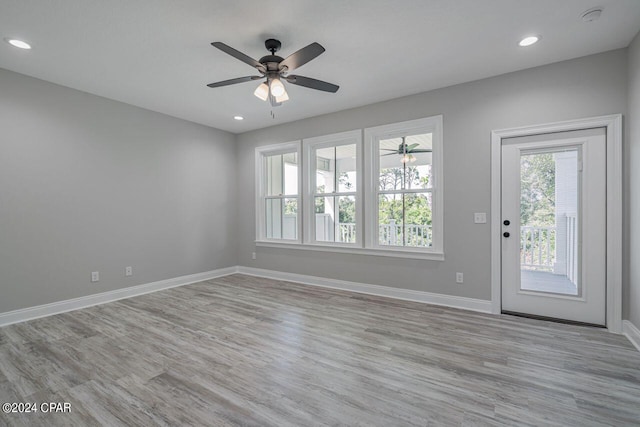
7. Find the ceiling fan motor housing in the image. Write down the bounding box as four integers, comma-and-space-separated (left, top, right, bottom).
264, 39, 282, 53
259, 55, 284, 72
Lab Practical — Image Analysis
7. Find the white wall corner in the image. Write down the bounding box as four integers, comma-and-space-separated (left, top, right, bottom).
0, 266, 240, 327
623, 320, 640, 352
237, 266, 492, 313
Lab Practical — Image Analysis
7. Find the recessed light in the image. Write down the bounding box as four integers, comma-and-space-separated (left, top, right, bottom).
518, 36, 540, 47
5, 38, 31, 49
233, 115, 244, 121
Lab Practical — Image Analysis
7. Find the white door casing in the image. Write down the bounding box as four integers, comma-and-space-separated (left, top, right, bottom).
490, 114, 622, 333
501, 129, 606, 325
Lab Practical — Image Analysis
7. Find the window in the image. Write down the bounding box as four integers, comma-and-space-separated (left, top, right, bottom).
256, 142, 301, 242
365, 116, 443, 254
303, 130, 362, 246
255, 115, 443, 259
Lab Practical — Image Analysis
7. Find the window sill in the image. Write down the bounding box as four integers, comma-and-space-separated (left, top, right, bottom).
254, 241, 445, 261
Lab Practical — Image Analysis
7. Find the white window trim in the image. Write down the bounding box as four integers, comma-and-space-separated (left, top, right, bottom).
255, 141, 302, 244
253, 115, 444, 261
302, 129, 363, 247
364, 116, 444, 255
254, 240, 445, 260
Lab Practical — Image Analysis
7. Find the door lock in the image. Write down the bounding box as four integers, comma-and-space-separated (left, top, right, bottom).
503, 220, 511, 226
503, 232, 510, 238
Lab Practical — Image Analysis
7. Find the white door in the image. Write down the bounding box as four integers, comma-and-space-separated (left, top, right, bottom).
501, 128, 606, 325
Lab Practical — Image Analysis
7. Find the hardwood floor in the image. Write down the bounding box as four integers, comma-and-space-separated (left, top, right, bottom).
1, 273, 639, 426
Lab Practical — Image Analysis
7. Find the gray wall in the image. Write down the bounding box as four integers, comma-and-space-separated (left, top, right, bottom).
1, 47, 633, 317
629, 32, 640, 328
236, 49, 628, 302
0, 68, 237, 313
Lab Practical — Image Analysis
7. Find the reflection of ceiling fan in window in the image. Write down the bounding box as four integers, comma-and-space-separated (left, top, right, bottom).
381, 137, 433, 163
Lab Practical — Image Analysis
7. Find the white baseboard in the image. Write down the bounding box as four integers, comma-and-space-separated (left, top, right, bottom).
237, 266, 493, 313
0, 265, 493, 328
0, 266, 239, 327
623, 320, 640, 352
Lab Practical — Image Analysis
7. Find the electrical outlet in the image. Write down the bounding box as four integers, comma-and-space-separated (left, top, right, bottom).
456, 272, 464, 283
252, 252, 256, 260
91, 271, 100, 282
125, 266, 133, 277
474, 213, 487, 224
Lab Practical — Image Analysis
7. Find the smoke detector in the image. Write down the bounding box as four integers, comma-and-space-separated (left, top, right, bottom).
581, 7, 603, 22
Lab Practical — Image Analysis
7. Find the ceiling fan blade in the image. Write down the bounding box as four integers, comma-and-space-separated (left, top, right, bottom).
409, 149, 433, 153
207, 76, 262, 88
381, 153, 398, 156
280, 42, 325, 72
211, 42, 266, 72
405, 143, 420, 150
285, 75, 339, 93
380, 148, 400, 152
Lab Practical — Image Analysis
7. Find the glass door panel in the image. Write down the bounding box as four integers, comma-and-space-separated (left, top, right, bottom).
519, 149, 579, 296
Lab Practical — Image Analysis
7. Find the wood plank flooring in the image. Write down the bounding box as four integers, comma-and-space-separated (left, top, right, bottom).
1, 273, 639, 426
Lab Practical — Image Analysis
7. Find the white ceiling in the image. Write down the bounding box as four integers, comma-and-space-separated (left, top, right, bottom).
1, 1, 640, 134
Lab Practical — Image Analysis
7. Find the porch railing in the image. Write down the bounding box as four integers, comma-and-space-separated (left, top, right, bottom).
520, 226, 556, 270
339, 223, 356, 243
338, 220, 432, 247
565, 214, 578, 284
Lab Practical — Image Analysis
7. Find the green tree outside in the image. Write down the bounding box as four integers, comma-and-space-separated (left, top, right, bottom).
378, 165, 432, 246
520, 153, 555, 227
520, 153, 556, 269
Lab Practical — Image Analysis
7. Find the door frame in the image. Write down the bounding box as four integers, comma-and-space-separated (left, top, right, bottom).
490, 114, 623, 333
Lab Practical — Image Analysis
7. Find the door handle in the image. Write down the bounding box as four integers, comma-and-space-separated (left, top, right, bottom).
503, 232, 510, 238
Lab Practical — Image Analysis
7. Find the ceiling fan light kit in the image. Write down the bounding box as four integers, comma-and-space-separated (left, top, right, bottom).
275, 91, 289, 103
401, 154, 417, 163
207, 38, 339, 107
253, 82, 269, 101
269, 78, 286, 97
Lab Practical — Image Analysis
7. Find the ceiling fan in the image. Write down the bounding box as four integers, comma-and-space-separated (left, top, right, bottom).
207, 39, 339, 107
381, 137, 432, 163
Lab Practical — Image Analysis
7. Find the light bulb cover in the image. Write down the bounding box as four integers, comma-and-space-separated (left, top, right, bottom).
275, 90, 289, 103
254, 83, 269, 101
270, 78, 286, 97
400, 153, 417, 164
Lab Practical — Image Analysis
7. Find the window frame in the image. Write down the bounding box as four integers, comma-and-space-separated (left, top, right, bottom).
255, 141, 302, 244
364, 116, 444, 255
254, 115, 444, 260
302, 130, 363, 248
